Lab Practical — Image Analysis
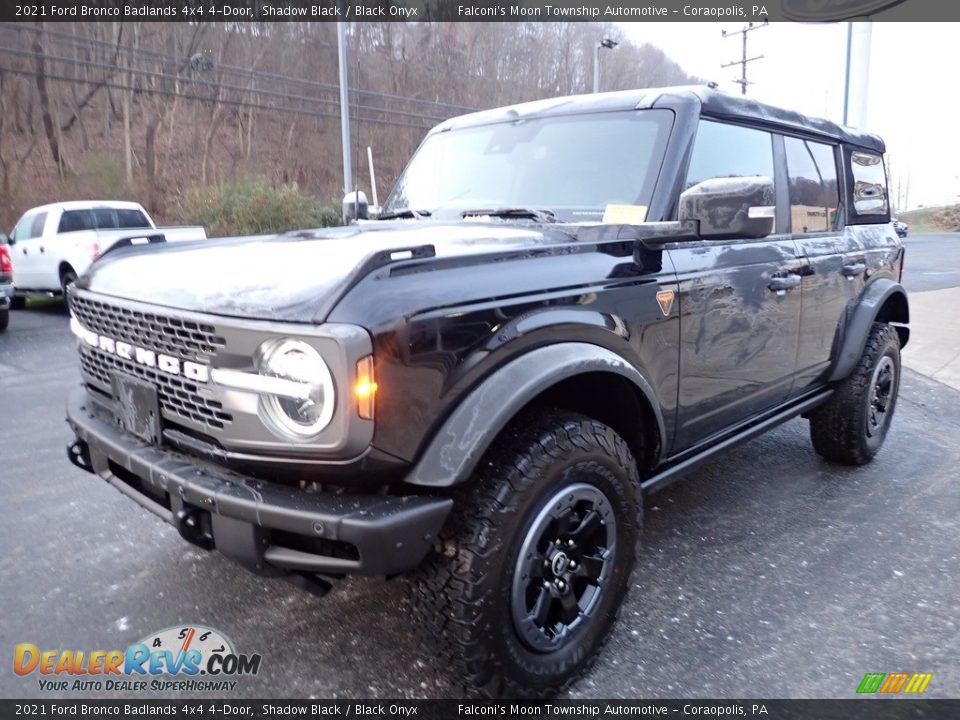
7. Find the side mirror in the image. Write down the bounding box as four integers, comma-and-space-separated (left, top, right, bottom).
342, 191, 369, 224
679, 176, 775, 240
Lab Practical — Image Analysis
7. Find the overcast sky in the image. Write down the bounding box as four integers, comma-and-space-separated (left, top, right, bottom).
619, 22, 958, 210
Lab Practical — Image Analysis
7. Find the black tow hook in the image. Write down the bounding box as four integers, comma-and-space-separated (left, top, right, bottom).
67, 440, 93, 474
175, 507, 215, 550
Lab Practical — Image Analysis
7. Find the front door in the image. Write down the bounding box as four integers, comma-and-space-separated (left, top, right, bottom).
10, 209, 48, 289
670, 120, 803, 452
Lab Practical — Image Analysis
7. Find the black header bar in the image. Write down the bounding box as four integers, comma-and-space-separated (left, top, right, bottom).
0, 0, 954, 23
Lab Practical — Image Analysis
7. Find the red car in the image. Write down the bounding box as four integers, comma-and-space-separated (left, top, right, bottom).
0, 237, 13, 332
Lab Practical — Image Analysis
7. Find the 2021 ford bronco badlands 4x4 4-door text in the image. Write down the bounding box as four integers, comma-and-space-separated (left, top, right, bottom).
65, 87, 908, 697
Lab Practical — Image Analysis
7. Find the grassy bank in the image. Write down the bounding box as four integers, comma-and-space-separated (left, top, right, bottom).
899, 205, 960, 233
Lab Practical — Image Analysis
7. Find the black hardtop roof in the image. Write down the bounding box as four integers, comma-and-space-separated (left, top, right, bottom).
435, 85, 884, 153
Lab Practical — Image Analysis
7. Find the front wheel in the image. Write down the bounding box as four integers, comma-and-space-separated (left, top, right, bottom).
411, 409, 642, 698
809, 322, 901, 465
60, 267, 77, 298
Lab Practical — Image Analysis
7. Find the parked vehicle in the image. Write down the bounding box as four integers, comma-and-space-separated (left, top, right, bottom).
892, 217, 909, 238
0, 236, 12, 332
64, 87, 908, 698
7, 201, 205, 304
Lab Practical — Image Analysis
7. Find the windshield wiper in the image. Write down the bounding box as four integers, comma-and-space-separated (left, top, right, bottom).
461, 207, 557, 223
378, 208, 432, 220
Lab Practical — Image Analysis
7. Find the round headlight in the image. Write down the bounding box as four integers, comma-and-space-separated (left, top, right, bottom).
257, 339, 335, 440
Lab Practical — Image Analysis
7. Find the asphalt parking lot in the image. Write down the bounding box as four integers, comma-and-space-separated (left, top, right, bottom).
2, 234, 959, 700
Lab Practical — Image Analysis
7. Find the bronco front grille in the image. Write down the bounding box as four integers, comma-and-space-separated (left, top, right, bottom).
70, 293, 225, 360
80, 348, 233, 430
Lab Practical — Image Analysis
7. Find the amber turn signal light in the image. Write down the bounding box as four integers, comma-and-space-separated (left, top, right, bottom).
354, 356, 377, 419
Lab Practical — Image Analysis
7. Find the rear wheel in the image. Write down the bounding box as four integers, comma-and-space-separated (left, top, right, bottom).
411, 409, 641, 698
809, 322, 901, 465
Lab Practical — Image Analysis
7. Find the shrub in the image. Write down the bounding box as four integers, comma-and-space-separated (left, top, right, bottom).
177, 177, 339, 237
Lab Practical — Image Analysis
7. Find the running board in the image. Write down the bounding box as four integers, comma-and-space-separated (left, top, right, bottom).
640, 389, 833, 496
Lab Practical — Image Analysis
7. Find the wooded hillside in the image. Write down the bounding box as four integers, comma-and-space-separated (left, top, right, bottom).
0, 21, 700, 233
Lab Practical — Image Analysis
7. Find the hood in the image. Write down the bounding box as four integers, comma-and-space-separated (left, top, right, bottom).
79, 221, 579, 323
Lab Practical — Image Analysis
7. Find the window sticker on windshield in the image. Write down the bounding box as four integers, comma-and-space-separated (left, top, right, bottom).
602, 204, 648, 224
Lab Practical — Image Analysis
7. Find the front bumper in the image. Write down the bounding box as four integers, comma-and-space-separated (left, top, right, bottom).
66, 386, 452, 577
0, 281, 12, 308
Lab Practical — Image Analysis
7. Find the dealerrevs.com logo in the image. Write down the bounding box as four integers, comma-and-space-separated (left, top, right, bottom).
782, 0, 909, 20
14, 625, 262, 693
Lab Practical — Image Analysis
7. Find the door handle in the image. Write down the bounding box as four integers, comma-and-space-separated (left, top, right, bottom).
768, 274, 801, 292
841, 262, 866, 277
39, 246, 44, 254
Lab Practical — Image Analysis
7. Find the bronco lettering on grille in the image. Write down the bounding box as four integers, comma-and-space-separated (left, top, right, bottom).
71, 318, 209, 383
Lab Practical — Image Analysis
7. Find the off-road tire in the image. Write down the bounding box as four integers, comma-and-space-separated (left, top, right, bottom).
809, 322, 901, 465
0, 307, 8, 332
410, 409, 642, 698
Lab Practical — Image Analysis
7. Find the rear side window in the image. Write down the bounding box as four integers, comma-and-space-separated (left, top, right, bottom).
92, 207, 118, 229
58, 209, 96, 233
116, 209, 151, 229
850, 151, 888, 216
784, 137, 840, 233
685, 121, 775, 189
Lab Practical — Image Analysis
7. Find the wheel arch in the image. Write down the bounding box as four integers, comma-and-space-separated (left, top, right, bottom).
827, 278, 909, 383
403, 343, 666, 488
58, 261, 76, 280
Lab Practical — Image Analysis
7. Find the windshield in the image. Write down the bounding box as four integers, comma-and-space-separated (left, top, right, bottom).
382, 109, 673, 223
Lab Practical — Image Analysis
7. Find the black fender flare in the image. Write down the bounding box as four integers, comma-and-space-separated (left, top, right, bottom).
404, 342, 666, 488
827, 278, 909, 383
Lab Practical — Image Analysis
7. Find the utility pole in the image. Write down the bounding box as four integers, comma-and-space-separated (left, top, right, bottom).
721, 22, 767, 95
337, 21, 352, 195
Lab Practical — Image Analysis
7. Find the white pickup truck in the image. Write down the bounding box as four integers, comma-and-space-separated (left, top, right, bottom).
7, 201, 205, 304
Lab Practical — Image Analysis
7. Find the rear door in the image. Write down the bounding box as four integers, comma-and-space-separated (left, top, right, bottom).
786, 137, 864, 391
669, 120, 804, 452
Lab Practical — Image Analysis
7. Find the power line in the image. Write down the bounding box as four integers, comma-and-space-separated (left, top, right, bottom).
0, 44, 448, 128
0, 65, 438, 133
0, 22, 477, 115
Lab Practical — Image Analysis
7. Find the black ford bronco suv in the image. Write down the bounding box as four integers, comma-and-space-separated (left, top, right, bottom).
65, 86, 908, 697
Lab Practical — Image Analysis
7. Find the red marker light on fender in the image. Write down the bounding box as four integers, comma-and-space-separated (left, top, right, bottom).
354, 356, 377, 420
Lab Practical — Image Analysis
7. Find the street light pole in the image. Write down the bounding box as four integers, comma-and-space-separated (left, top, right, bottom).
593, 38, 618, 94
337, 21, 352, 195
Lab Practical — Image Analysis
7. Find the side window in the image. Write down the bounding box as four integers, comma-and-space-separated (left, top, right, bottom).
58, 209, 96, 233
92, 208, 118, 229
29, 212, 48, 238
850, 151, 888, 216
685, 120, 775, 190
784, 137, 840, 233
116, 209, 151, 229
12, 212, 38, 241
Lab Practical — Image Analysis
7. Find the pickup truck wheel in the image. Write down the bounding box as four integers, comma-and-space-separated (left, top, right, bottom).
10, 296, 25, 310
60, 268, 77, 298
411, 409, 641, 698
0, 307, 8, 332
809, 322, 901, 465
